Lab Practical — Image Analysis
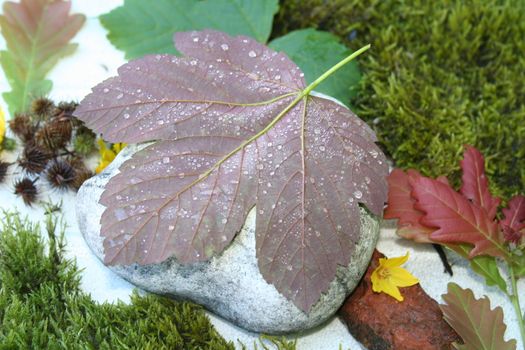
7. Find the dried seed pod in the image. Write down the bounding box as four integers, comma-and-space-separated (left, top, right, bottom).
13, 177, 38, 206
31, 97, 55, 117
8, 113, 36, 143
35, 118, 72, 152
73, 129, 97, 156
72, 168, 94, 191
50, 115, 73, 141
18, 145, 51, 174
55, 101, 78, 117
45, 159, 76, 190
0, 161, 10, 183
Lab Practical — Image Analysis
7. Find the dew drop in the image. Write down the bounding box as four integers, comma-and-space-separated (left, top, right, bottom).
123, 113, 130, 119
220, 43, 229, 51
162, 156, 170, 164
248, 50, 257, 58
103, 88, 109, 93
319, 145, 326, 152
314, 128, 321, 135
369, 150, 379, 158
193, 37, 199, 42
221, 218, 228, 224
353, 190, 363, 199
114, 208, 128, 220
168, 225, 175, 231
116, 93, 124, 99
274, 74, 281, 80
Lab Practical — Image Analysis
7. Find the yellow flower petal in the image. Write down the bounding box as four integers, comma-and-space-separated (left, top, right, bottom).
370, 252, 418, 302
381, 252, 409, 268
388, 267, 420, 287
96, 139, 126, 173
112, 142, 126, 153
97, 139, 116, 173
381, 283, 404, 301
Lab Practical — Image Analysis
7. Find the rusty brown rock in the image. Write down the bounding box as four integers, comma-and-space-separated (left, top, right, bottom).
338, 250, 461, 350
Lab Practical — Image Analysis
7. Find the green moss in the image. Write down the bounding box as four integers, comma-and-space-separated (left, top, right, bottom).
0, 212, 236, 349
273, 0, 525, 199
0, 211, 301, 349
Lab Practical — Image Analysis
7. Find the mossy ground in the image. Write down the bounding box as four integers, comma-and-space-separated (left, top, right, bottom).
274, 0, 525, 200
0, 212, 298, 349
0, 211, 238, 349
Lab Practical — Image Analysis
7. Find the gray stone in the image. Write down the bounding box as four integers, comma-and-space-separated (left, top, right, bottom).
76, 144, 380, 334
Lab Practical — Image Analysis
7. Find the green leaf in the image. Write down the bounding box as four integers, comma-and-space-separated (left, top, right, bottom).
448, 244, 507, 293
0, 0, 85, 116
269, 29, 361, 106
440, 282, 517, 350
510, 254, 525, 278
99, 0, 279, 60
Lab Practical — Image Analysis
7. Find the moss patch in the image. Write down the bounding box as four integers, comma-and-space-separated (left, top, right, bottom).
273, 0, 525, 199
0, 211, 301, 349
0, 212, 236, 349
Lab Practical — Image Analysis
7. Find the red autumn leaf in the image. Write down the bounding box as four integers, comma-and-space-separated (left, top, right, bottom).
460, 145, 500, 220
501, 195, 525, 231
410, 176, 507, 258
384, 169, 434, 243
500, 195, 525, 243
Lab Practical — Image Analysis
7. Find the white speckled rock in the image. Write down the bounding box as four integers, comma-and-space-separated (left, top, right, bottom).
76, 144, 380, 334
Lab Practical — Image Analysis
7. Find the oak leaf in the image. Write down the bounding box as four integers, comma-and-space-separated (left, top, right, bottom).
460, 145, 500, 220
384, 169, 434, 243
440, 282, 517, 350
500, 195, 525, 244
410, 176, 506, 258
0, 0, 85, 115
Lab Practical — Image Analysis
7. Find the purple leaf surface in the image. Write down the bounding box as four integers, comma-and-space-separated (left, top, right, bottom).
75, 30, 388, 312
